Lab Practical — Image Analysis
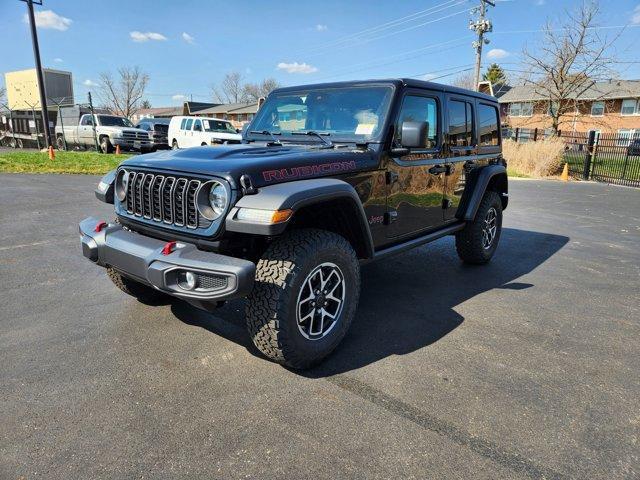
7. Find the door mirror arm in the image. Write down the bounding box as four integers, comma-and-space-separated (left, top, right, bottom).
390, 147, 410, 157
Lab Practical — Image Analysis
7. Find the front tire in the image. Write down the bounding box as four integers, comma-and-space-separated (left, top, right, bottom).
455, 191, 503, 264
246, 229, 360, 369
100, 137, 113, 153
172, 139, 179, 150
107, 267, 167, 303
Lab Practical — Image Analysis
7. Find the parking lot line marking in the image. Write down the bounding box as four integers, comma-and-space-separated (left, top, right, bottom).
328, 375, 569, 480
0, 239, 74, 251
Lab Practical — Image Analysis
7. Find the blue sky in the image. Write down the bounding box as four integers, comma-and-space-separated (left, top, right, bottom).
1, 0, 639, 107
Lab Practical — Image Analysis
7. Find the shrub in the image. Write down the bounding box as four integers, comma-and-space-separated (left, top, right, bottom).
502, 138, 565, 177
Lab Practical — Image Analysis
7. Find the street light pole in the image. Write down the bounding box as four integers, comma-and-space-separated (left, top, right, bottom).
22, 0, 53, 148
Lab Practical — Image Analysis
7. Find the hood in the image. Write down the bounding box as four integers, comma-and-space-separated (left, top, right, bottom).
120, 143, 378, 188
98, 126, 148, 135
209, 132, 242, 141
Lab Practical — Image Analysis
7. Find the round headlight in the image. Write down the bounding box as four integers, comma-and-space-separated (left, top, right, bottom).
115, 169, 128, 202
209, 182, 228, 218
197, 180, 228, 221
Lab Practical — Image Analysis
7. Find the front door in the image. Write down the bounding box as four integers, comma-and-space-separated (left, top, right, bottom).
387, 91, 447, 238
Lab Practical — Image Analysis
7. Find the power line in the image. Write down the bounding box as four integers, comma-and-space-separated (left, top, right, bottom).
493, 24, 640, 35
302, 0, 468, 54
312, 37, 472, 82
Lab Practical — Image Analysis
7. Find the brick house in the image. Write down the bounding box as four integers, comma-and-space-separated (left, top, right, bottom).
498, 80, 640, 143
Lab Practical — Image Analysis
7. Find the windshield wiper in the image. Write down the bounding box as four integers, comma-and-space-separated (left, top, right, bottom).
291, 130, 333, 148
250, 130, 282, 146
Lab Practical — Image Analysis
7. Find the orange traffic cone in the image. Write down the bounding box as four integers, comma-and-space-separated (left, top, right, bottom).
48, 145, 55, 160
115, 144, 121, 155
561, 163, 569, 182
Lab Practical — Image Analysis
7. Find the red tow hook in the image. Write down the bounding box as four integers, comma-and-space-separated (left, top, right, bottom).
94, 221, 108, 233
161, 241, 177, 255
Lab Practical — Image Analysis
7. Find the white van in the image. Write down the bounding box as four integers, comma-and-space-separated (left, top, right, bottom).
168, 116, 242, 149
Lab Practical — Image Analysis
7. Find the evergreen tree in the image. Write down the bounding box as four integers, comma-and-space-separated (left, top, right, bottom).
482, 63, 507, 86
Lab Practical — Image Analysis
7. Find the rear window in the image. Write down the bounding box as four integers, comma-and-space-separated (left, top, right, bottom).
478, 103, 499, 146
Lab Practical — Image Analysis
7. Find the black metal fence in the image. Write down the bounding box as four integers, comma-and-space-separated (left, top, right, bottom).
505, 127, 640, 188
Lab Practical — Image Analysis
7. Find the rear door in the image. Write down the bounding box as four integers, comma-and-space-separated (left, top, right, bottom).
443, 97, 502, 222
386, 89, 447, 238
78, 114, 94, 146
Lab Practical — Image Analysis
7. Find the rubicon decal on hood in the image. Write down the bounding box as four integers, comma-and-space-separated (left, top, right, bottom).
262, 160, 357, 182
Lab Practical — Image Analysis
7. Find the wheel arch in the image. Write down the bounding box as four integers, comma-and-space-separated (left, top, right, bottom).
457, 164, 508, 221
225, 178, 375, 259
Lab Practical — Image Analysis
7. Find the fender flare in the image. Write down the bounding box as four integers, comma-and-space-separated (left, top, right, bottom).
225, 178, 375, 258
459, 164, 508, 221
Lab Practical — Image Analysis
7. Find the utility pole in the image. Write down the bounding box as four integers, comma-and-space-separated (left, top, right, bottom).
87, 92, 100, 152
21, 0, 53, 148
469, 0, 494, 91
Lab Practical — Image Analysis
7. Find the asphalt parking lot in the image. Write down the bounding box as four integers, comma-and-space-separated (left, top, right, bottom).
1, 174, 639, 479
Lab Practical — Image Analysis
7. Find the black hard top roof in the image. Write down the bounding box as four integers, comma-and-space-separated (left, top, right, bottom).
272, 78, 497, 102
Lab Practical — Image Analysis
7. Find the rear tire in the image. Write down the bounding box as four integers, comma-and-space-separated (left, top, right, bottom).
455, 191, 503, 264
246, 229, 360, 369
56, 135, 66, 151
106, 267, 167, 302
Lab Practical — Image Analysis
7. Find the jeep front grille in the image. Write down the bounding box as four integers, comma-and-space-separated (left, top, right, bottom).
123, 171, 210, 230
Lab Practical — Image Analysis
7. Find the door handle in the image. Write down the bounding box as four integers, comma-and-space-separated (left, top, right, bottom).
429, 164, 449, 175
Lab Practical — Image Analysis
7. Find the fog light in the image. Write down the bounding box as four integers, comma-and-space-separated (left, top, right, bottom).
178, 271, 198, 291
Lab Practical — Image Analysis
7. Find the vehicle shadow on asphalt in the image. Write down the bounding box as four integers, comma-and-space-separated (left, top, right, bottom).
171, 228, 569, 376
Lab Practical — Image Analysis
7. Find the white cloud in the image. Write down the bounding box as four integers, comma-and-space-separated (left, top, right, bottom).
632, 5, 640, 24
182, 32, 195, 44
24, 10, 72, 31
422, 74, 437, 81
535, 0, 545, 5
486, 48, 510, 59
53, 58, 63, 63
130, 31, 167, 42
316, 24, 328, 32
277, 62, 318, 74
83, 79, 98, 87
172, 94, 186, 101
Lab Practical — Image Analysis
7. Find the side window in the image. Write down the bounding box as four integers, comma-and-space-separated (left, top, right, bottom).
448, 100, 473, 147
478, 103, 499, 146
396, 95, 438, 148
193, 119, 202, 131
80, 115, 93, 126
185, 119, 193, 130
180, 118, 187, 130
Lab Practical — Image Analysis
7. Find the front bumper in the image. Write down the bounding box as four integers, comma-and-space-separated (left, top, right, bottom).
79, 217, 255, 309
111, 138, 152, 151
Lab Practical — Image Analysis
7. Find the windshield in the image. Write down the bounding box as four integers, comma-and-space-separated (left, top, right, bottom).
248, 85, 394, 142
203, 119, 237, 133
98, 115, 134, 128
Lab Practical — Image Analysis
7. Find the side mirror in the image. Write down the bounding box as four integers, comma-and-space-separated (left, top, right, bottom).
400, 121, 428, 149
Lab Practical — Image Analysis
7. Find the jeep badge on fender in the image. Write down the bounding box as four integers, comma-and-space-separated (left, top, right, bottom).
81, 79, 508, 369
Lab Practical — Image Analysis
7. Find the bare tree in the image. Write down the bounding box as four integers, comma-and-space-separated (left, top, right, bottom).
98, 66, 149, 118
141, 99, 152, 109
0, 86, 6, 105
450, 71, 476, 90
212, 71, 244, 103
242, 78, 281, 102
521, 1, 619, 133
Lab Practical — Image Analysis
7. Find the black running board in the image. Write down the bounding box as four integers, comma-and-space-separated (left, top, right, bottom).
365, 222, 465, 263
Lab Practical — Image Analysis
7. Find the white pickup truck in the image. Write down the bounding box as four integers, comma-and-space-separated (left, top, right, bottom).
55, 109, 151, 153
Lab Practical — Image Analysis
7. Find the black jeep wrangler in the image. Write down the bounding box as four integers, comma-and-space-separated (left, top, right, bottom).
81, 79, 507, 369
